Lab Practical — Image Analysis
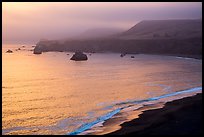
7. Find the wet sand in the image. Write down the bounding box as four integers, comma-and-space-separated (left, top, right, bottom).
106, 93, 202, 135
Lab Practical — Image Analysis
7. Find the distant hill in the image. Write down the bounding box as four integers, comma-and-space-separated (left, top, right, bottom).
72, 28, 124, 40
35, 19, 202, 58
118, 19, 202, 39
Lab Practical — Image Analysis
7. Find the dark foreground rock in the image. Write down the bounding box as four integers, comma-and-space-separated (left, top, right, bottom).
6, 49, 13, 53
70, 52, 88, 61
107, 93, 202, 135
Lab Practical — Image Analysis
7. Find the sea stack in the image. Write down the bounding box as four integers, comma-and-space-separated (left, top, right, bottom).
70, 52, 88, 61
6, 49, 13, 53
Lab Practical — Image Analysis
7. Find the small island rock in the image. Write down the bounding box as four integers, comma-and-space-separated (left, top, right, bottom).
70, 52, 88, 61
6, 49, 13, 53
120, 53, 126, 57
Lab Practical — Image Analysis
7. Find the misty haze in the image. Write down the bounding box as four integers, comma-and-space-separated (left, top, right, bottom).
2, 2, 202, 135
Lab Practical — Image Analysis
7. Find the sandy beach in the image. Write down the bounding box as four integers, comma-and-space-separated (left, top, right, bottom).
106, 93, 202, 135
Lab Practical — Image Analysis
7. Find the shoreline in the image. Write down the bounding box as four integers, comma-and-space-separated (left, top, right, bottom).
4, 45, 202, 60
105, 93, 202, 135
152, 53, 202, 60
81, 87, 202, 135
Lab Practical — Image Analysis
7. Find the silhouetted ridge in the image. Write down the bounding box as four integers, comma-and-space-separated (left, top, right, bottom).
119, 19, 202, 39
34, 19, 202, 58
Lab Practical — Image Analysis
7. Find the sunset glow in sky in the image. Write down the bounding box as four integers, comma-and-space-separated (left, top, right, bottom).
2, 2, 202, 44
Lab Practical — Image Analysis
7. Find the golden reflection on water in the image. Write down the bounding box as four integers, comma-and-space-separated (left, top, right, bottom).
2, 45, 202, 134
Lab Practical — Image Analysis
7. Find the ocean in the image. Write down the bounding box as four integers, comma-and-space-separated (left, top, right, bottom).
2, 44, 202, 135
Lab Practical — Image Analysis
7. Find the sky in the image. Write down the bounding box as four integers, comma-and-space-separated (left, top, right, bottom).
2, 2, 202, 44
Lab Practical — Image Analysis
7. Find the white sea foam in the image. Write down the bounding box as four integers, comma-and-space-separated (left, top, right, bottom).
68, 86, 202, 135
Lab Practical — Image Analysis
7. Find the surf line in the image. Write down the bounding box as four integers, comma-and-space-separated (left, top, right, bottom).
67, 108, 121, 135
67, 86, 202, 135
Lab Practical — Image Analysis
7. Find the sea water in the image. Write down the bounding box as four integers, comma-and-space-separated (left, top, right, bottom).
2, 44, 202, 135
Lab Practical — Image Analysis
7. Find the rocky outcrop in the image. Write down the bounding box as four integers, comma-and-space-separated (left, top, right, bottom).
33, 46, 42, 54
6, 49, 13, 53
120, 53, 126, 57
70, 52, 88, 61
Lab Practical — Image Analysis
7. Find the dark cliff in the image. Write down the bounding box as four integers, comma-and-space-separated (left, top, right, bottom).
34, 19, 202, 57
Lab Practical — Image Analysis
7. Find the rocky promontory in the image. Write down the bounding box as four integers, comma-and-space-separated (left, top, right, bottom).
33, 19, 202, 58
33, 46, 42, 54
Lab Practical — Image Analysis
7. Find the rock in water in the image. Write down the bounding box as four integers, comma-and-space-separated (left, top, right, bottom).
6, 49, 13, 53
33, 46, 42, 54
120, 53, 126, 57
70, 52, 88, 61
131, 56, 135, 58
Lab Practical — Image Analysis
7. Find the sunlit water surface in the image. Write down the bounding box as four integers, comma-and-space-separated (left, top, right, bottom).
2, 44, 202, 135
